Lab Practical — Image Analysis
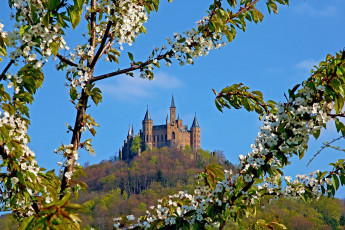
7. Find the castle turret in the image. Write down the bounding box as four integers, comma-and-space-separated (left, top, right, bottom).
118, 148, 122, 160
177, 114, 183, 128
142, 106, 153, 149
127, 124, 132, 140
170, 95, 176, 125
190, 113, 200, 150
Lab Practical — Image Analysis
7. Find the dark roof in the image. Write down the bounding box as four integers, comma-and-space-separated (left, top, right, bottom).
153, 125, 167, 130
170, 95, 176, 108
143, 107, 152, 121
191, 114, 200, 128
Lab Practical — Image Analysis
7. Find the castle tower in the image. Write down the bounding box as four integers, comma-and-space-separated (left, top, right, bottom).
190, 114, 201, 150
142, 106, 153, 149
118, 148, 122, 160
170, 95, 176, 125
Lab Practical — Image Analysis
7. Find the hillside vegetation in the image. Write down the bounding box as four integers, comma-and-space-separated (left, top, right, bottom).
78, 147, 233, 229
1, 147, 344, 229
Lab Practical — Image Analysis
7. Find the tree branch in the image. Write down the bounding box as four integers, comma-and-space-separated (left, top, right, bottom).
328, 113, 345, 118
0, 60, 15, 80
89, 21, 113, 69
231, 0, 260, 19
91, 50, 174, 83
88, 0, 97, 66
60, 0, 97, 197
56, 54, 78, 67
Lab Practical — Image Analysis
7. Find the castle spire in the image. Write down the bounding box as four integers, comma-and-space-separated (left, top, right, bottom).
170, 95, 176, 108
132, 124, 134, 136
128, 124, 132, 136
143, 105, 152, 120
191, 113, 200, 128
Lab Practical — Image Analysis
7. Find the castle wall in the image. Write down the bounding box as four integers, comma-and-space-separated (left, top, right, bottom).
152, 126, 167, 148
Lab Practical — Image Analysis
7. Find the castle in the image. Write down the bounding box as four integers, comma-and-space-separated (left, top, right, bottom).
119, 96, 201, 161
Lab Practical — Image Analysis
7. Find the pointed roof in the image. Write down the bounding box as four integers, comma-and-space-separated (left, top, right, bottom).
177, 114, 180, 120
166, 114, 169, 121
170, 95, 176, 108
131, 124, 134, 136
191, 114, 200, 128
128, 124, 132, 136
143, 106, 152, 121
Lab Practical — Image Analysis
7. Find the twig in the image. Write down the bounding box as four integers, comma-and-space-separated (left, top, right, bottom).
307, 136, 344, 166
231, 0, 260, 19
91, 50, 174, 83
328, 113, 345, 118
56, 54, 78, 67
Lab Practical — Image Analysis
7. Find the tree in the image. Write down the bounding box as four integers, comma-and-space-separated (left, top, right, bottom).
130, 135, 142, 154
0, 0, 345, 229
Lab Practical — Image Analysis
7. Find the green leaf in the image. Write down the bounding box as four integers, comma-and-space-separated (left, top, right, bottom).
139, 25, 147, 34
299, 149, 305, 159
30, 3, 38, 23
128, 52, 134, 62
242, 97, 251, 111
70, 87, 78, 100
332, 174, 340, 190
17, 171, 25, 185
340, 174, 345, 185
89, 127, 96, 136
313, 129, 321, 139
74, 0, 85, 10
68, 6, 82, 29
335, 94, 344, 114
18, 216, 34, 230
318, 171, 328, 179
252, 90, 263, 98
91, 87, 102, 106
47, 0, 60, 10
57, 13, 69, 28
215, 100, 223, 112
50, 40, 60, 56
42, 12, 50, 27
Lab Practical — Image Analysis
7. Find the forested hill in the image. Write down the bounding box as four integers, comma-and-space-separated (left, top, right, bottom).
77, 147, 345, 230
77, 147, 233, 229
80, 147, 231, 195
1, 148, 345, 229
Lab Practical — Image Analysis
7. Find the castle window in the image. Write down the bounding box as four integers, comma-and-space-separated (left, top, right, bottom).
165, 135, 167, 140
153, 135, 156, 142
157, 135, 159, 142
161, 135, 163, 142
172, 132, 175, 139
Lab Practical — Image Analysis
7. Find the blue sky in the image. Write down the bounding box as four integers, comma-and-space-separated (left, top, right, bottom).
1, 0, 345, 197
